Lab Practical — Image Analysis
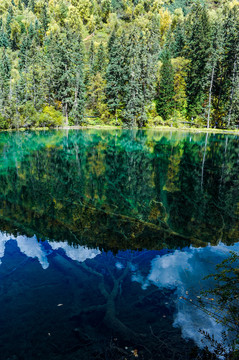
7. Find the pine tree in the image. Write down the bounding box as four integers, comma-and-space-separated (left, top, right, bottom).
0, 31, 9, 48
19, 32, 32, 70
0, 49, 11, 116
206, 21, 224, 128
123, 31, 143, 126
70, 34, 85, 124
222, 7, 239, 127
94, 42, 107, 74
124, 31, 157, 127
156, 50, 175, 120
40, 1, 49, 35
6, 8, 13, 49
186, 4, 212, 118
46, 30, 85, 124
172, 24, 185, 57
106, 28, 125, 119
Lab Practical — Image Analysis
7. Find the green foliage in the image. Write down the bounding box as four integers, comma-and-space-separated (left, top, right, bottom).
106, 26, 158, 127
186, 3, 212, 118
0, 113, 10, 129
0, 0, 237, 128
156, 50, 175, 120
36, 106, 64, 127
203, 252, 239, 331
194, 252, 239, 359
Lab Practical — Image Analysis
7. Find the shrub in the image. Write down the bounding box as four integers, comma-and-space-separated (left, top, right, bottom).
147, 115, 165, 127
36, 106, 64, 127
0, 114, 10, 129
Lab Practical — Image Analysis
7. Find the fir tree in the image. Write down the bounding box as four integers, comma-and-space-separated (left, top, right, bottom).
89, 40, 95, 75
123, 31, 144, 126
0, 49, 11, 115
46, 30, 85, 124
172, 24, 185, 57
106, 28, 125, 119
6, 8, 12, 49
0, 31, 9, 48
94, 42, 107, 74
186, 4, 212, 118
40, 1, 50, 35
206, 21, 224, 128
156, 50, 175, 120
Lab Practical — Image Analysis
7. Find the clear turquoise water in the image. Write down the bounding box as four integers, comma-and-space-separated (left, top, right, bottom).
0, 129, 238, 359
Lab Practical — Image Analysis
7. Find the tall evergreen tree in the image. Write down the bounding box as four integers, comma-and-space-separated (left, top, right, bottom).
206, 21, 224, 128
94, 42, 107, 74
0, 31, 9, 48
186, 4, 211, 118
40, 1, 49, 36
156, 50, 175, 120
46, 30, 85, 124
6, 8, 13, 49
172, 24, 186, 57
0, 49, 11, 116
123, 31, 143, 126
106, 28, 125, 119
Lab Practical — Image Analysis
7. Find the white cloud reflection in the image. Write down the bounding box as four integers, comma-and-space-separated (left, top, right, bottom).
0, 230, 238, 351
50, 241, 101, 262
131, 243, 239, 349
0, 232, 100, 269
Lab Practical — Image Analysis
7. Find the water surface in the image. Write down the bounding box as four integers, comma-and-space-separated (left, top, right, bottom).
0, 129, 238, 360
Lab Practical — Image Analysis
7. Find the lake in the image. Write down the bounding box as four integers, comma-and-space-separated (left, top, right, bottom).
0, 129, 238, 360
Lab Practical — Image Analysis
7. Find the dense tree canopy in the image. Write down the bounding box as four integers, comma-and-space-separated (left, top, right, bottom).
0, 0, 238, 128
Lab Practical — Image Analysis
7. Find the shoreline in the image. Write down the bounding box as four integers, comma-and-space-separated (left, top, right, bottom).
1, 125, 239, 135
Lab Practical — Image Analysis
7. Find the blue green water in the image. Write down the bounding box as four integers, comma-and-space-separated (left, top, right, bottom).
0, 129, 238, 359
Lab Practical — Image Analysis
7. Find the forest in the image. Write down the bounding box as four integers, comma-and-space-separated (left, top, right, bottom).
0, 0, 238, 129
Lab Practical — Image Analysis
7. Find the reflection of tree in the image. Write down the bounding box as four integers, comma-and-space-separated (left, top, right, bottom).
76, 261, 139, 342
154, 135, 239, 245
70, 255, 192, 360
0, 130, 238, 250
190, 252, 239, 360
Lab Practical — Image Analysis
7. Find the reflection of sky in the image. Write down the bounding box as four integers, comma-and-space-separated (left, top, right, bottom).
0, 231, 238, 351
131, 243, 239, 349
0, 232, 101, 269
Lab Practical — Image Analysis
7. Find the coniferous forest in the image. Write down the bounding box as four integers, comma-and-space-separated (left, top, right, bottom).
0, 0, 238, 129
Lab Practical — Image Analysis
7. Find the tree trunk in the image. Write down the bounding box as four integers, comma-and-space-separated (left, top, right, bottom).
201, 132, 208, 191
65, 103, 69, 126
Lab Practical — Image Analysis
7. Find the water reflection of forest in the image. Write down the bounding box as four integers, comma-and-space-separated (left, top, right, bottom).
0, 129, 239, 249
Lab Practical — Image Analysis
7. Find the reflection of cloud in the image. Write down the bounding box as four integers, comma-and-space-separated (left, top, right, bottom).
0, 232, 49, 269
0, 233, 12, 263
0, 232, 100, 269
132, 243, 239, 349
16, 235, 49, 269
115, 262, 124, 270
50, 242, 100, 262
148, 251, 193, 288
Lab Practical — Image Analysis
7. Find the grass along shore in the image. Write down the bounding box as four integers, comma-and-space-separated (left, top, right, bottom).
1, 124, 239, 135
